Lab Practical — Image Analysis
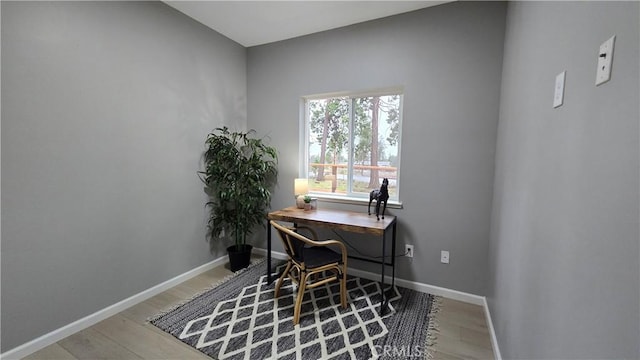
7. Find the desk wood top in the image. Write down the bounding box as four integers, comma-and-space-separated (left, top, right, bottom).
268, 206, 396, 236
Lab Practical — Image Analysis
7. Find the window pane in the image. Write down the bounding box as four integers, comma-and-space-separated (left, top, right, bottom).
307, 98, 350, 195
305, 92, 401, 201
351, 95, 400, 199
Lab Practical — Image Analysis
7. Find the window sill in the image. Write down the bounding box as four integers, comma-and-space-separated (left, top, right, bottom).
310, 194, 403, 209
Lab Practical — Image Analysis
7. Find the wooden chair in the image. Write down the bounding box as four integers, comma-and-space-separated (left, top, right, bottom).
270, 220, 348, 325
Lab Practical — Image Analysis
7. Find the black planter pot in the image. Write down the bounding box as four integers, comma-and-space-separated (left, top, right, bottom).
227, 244, 253, 272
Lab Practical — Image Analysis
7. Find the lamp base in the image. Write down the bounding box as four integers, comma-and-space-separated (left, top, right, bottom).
296, 195, 306, 209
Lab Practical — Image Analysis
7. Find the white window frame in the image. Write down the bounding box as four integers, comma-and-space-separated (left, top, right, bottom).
300, 87, 404, 207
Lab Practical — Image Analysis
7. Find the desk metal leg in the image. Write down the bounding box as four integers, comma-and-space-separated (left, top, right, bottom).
391, 222, 396, 290
267, 220, 272, 284
380, 230, 388, 315
379, 222, 397, 315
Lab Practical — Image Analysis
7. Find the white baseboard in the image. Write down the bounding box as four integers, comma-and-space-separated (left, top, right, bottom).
0, 256, 227, 360
255, 247, 485, 305
348, 267, 485, 305
3, 249, 500, 360
482, 297, 502, 360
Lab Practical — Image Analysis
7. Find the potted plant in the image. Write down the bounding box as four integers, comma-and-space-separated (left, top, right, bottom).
303, 195, 312, 210
200, 127, 278, 271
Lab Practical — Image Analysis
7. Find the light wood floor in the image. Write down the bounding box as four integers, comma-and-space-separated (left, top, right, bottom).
24, 258, 495, 360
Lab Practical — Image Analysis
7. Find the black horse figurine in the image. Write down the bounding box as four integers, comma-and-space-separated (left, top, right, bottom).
368, 178, 389, 220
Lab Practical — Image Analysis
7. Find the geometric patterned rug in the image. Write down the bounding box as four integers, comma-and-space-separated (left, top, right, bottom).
150, 259, 440, 359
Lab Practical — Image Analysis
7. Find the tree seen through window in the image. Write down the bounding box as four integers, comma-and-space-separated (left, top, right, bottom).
304, 92, 402, 200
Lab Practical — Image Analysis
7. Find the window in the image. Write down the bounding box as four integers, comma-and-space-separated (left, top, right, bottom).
302, 89, 403, 202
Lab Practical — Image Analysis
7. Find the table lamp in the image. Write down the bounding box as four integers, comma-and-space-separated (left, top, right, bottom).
294, 178, 308, 209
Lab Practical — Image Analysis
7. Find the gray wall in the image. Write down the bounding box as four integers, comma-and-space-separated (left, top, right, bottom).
247, 1, 506, 295
1, 1, 246, 351
6, 1, 636, 356
488, 2, 639, 359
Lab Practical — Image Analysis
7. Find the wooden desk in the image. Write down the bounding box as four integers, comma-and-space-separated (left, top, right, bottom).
267, 206, 397, 314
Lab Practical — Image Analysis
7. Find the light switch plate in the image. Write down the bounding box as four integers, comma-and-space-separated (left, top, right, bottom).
596, 35, 615, 86
553, 71, 566, 108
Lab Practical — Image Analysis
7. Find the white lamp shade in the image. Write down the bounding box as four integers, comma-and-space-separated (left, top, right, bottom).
294, 178, 309, 196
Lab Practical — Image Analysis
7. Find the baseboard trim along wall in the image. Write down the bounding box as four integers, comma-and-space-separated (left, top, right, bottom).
0, 257, 227, 360
254, 247, 486, 305
3, 250, 500, 359
482, 297, 502, 360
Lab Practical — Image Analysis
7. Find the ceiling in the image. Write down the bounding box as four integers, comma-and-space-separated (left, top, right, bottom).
164, 1, 452, 47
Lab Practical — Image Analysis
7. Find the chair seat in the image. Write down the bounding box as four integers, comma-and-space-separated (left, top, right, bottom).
271, 220, 348, 325
296, 246, 342, 268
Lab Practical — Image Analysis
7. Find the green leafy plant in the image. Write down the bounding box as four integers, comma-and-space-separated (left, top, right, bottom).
200, 127, 278, 250
303, 195, 311, 203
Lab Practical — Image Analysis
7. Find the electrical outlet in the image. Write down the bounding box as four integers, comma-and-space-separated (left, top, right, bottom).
441, 250, 450, 264
405, 245, 414, 258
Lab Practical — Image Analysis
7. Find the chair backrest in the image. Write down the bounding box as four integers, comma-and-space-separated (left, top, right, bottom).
270, 220, 306, 262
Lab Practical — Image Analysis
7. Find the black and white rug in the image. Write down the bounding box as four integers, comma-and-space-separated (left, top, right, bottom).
150, 259, 440, 359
